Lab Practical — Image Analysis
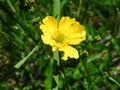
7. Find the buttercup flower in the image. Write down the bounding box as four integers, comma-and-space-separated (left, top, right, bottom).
40, 16, 86, 60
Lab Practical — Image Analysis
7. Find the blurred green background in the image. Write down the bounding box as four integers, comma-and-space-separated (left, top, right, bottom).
0, 0, 120, 90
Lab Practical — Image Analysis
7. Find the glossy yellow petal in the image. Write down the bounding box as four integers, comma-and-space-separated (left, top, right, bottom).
41, 35, 56, 46
68, 37, 86, 45
41, 35, 63, 51
59, 46, 79, 60
58, 17, 76, 32
40, 16, 57, 34
69, 22, 85, 35
67, 32, 86, 44
66, 22, 86, 44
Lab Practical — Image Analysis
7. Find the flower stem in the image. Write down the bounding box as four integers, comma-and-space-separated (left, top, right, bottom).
81, 59, 92, 89
53, 50, 60, 90
53, 0, 60, 22
53, 0, 60, 90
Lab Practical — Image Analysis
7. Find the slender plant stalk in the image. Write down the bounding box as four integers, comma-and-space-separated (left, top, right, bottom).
14, 42, 40, 69
81, 59, 92, 89
53, 0, 60, 90
53, 0, 60, 21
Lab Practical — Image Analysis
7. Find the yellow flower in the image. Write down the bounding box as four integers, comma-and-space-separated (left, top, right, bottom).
40, 16, 86, 60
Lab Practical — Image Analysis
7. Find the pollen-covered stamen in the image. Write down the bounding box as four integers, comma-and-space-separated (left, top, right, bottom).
55, 33, 65, 43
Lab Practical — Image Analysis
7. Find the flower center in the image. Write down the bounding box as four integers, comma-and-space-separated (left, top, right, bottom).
55, 33, 65, 43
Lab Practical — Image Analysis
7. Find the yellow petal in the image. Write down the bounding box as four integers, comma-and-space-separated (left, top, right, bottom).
41, 35, 55, 46
41, 35, 59, 51
40, 16, 57, 34
58, 17, 70, 27
68, 31, 86, 44
66, 22, 86, 44
68, 37, 86, 45
58, 17, 76, 32
59, 46, 79, 60
69, 22, 85, 34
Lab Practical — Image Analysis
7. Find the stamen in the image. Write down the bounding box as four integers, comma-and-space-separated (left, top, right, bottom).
55, 33, 65, 43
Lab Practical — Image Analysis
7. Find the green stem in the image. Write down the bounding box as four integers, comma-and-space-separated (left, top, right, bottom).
53, 0, 60, 22
6, 0, 16, 13
108, 76, 120, 87
81, 59, 92, 88
53, 0, 60, 90
53, 50, 60, 90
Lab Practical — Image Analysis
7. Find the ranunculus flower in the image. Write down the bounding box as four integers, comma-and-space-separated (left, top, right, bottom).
40, 16, 86, 60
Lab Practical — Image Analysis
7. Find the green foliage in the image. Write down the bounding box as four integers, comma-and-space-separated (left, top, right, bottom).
0, 0, 120, 90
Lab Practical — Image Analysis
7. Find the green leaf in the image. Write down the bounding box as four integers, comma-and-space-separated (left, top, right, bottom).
14, 43, 39, 69
87, 53, 102, 63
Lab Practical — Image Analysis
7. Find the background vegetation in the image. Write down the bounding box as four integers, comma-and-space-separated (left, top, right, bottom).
0, 0, 120, 90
